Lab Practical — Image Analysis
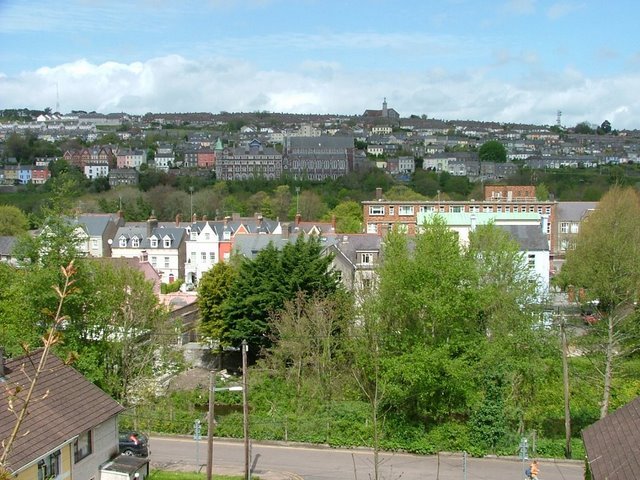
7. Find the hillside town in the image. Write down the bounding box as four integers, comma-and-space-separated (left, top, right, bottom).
0, 100, 638, 187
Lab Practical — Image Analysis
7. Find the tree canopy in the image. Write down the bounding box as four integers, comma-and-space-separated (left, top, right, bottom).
478, 140, 507, 163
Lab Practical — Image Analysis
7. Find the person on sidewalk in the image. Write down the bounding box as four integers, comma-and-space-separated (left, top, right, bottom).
528, 459, 540, 480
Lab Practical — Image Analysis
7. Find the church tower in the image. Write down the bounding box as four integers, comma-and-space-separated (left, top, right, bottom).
382, 97, 388, 118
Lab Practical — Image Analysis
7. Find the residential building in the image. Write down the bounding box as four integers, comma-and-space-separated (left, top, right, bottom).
553, 201, 598, 272
0, 349, 124, 480
362, 98, 400, 120
109, 168, 140, 187
111, 216, 187, 283
327, 234, 382, 293
69, 213, 124, 258
84, 161, 109, 180
116, 149, 147, 170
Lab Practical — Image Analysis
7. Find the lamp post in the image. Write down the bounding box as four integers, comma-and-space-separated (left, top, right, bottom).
206, 371, 243, 480
189, 186, 194, 220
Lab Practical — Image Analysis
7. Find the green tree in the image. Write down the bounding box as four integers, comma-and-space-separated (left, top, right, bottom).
478, 140, 507, 163
220, 234, 340, 351
555, 186, 640, 418
324, 200, 362, 233
574, 121, 595, 134
198, 262, 237, 343
384, 185, 426, 201
0, 205, 29, 235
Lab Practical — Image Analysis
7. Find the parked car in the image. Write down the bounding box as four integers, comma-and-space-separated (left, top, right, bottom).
119, 431, 150, 457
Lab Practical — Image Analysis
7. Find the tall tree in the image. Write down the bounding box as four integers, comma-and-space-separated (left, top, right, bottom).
0, 205, 29, 235
556, 186, 640, 418
219, 234, 340, 352
478, 140, 507, 163
199, 261, 238, 344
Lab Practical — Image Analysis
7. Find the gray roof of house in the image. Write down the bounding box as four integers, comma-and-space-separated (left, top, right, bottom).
330, 234, 382, 266
582, 395, 640, 480
113, 224, 186, 249
70, 213, 119, 236
232, 233, 339, 259
0, 350, 124, 472
556, 201, 598, 221
498, 224, 549, 251
288, 136, 354, 150
0, 236, 17, 255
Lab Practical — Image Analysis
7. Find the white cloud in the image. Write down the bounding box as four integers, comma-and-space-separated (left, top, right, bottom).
1, 55, 639, 129
503, 0, 536, 15
547, 2, 585, 20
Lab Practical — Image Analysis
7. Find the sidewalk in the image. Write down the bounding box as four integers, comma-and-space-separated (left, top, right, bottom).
152, 459, 303, 479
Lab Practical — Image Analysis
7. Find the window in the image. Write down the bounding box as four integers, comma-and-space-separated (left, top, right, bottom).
470, 205, 480, 213
545, 207, 551, 214
483, 206, 493, 212
204, 232, 210, 240
537, 207, 543, 214
369, 205, 385, 216
131, 237, 140, 248
209, 252, 216, 261
528, 254, 536, 269
190, 252, 196, 263
91, 239, 98, 249
151, 256, 157, 266
164, 257, 170, 268
399, 205, 414, 216
451, 205, 463, 213
560, 222, 570, 233
420, 205, 435, 213
570, 223, 579, 234
163, 238, 171, 248
389, 206, 395, 216
38, 450, 61, 480
360, 252, 374, 265
118, 237, 127, 247
505, 206, 511, 213
366, 223, 378, 234
201, 252, 207, 261
150, 238, 158, 248
74, 430, 92, 463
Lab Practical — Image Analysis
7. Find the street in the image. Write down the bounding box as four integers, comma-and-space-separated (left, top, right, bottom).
150, 436, 584, 480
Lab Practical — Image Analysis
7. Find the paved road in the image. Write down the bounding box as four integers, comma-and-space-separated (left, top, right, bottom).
150, 435, 584, 480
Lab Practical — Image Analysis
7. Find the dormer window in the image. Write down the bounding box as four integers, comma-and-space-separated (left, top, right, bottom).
131, 237, 140, 248
150, 237, 158, 248
118, 237, 127, 247
163, 238, 171, 248
190, 231, 197, 240
223, 230, 231, 240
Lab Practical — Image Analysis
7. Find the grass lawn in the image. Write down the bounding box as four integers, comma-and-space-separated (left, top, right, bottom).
149, 471, 255, 480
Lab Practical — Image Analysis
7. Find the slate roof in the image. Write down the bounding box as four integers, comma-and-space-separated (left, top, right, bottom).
0, 349, 124, 473
330, 234, 382, 266
582, 396, 640, 480
232, 233, 339, 259
287, 136, 354, 150
0, 236, 17, 256
498, 225, 549, 251
70, 213, 120, 236
556, 201, 598, 221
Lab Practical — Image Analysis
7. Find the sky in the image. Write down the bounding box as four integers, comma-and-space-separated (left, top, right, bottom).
1, 0, 640, 129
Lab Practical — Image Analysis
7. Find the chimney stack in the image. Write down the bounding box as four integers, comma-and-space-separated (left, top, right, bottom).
331, 215, 336, 232
175, 213, 181, 227
147, 213, 158, 237
375, 187, 383, 201
295, 213, 302, 226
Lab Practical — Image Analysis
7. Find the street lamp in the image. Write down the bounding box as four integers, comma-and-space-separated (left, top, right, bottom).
206, 371, 243, 480
189, 186, 194, 220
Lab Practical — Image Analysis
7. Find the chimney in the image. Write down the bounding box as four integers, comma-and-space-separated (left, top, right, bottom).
331, 215, 336, 232
175, 213, 181, 227
282, 222, 290, 239
202, 214, 208, 221
140, 250, 148, 262
375, 187, 383, 201
224, 216, 230, 227
192, 213, 197, 223
295, 213, 302, 226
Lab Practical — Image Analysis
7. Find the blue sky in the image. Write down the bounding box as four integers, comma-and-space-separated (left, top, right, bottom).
1, 0, 639, 129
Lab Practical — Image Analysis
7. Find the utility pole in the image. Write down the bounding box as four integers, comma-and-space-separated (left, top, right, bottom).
560, 314, 572, 458
206, 370, 216, 480
242, 340, 250, 480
